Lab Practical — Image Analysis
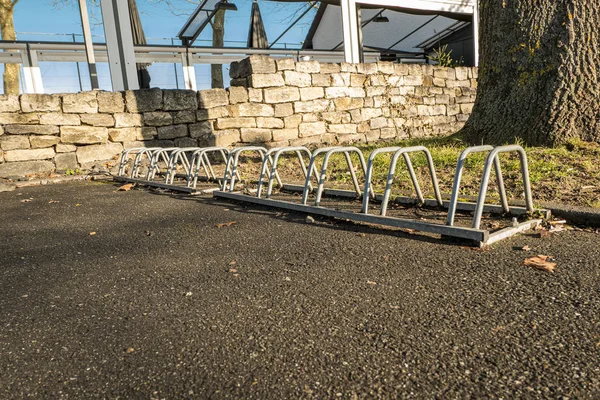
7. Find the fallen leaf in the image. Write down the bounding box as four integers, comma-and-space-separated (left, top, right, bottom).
367, 281, 377, 285
20, 199, 32, 203
229, 268, 238, 273
536, 228, 551, 238
232, 273, 240, 277
117, 183, 134, 191
48, 200, 59, 204
229, 260, 237, 265
76, 204, 82, 207
523, 255, 556, 272
522, 245, 531, 251
125, 347, 135, 353
185, 292, 192, 297
144, 230, 153, 236
89, 232, 96, 236
216, 221, 236, 228
549, 220, 567, 225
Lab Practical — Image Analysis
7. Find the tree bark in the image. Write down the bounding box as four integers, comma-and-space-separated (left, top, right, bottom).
463, 0, 600, 146
0, 0, 19, 95
211, 9, 225, 89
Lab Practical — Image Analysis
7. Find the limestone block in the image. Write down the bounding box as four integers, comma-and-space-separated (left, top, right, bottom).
394, 64, 408, 75
274, 103, 293, 117
460, 103, 474, 114
0, 160, 54, 178
4, 148, 55, 162
256, 117, 284, 129
322, 111, 351, 124
364, 97, 374, 107
284, 114, 302, 129
230, 103, 274, 117
435, 94, 450, 105
299, 121, 326, 137
229, 61, 241, 79
276, 58, 295, 71
407, 64, 424, 76
356, 63, 378, 74
40, 113, 81, 126
404, 76, 423, 86
390, 96, 406, 105
302, 113, 318, 122
212, 130, 240, 146
97, 91, 124, 113
143, 111, 173, 127
263, 87, 300, 104
56, 144, 77, 153
447, 104, 460, 116
228, 86, 249, 104
0, 135, 30, 150
283, 71, 311, 87
157, 124, 188, 140
138, 127, 157, 140
76, 142, 123, 164
80, 114, 114, 127
328, 124, 357, 134
241, 128, 271, 143
433, 68, 448, 79
295, 60, 320, 73
21, 94, 61, 112
317, 63, 339, 74
369, 118, 389, 129
175, 137, 197, 147
350, 74, 367, 87
163, 90, 197, 111
6, 125, 59, 135
294, 99, 330, 113
198, 89, 229, 108
417, 105, 431, 116
54, 153, 78, 171
230, 78, 248, 88
424, 97, 436, 106
62, 92, 97, 113
250, 73, 285, 88
237, 55, 276, 76
366, 87, 385, 97
172, 110, 196, 124
446, 68, 456, 80
248, 89, 263, 102
361, 108, 383, 120
377, 62, 395, 74
337, 133, 366, 144
113, 113, 142, 128
331, 73, 351, 87
470, 68, 478, 79
380, 127, 397, 139
189, 121, 213, 138
299, 87, 324, 101
108, 128, 140, 142
215, 117, 256, 130
370, 75, 387, 86
333, 97, 363, 111
197, 106, 229, 121
272, 128, 298, 141
125, 89, 163, 112
340, 63, 357, 73
365, 130, 381, 143
325, 87, 349, 99
30, 135, 60, 148
0, 113, 39, 124
0, 95, 20, 112
311, 74, 331, 87
61, 126, 108, 144
455, 67, 469, 80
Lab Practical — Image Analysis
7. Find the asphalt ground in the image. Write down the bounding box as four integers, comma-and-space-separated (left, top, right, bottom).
1, 181, 599, 399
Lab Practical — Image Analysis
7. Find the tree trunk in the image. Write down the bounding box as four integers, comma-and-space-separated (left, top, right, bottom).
463, 1, 600, 146
0, 0, 19, 95
211, 9, 225, 89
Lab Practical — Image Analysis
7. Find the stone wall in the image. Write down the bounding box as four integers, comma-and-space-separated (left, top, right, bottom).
0, 56, 477, 178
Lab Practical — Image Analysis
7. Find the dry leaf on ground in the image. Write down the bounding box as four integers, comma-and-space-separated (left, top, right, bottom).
521, 245, 531, 251
117, 183, 134, 191
523, 255, 556, 272
20, 199, 32, 203
89, 232, 96, 236
216, 221, 236, 228
367, 281, 377, 285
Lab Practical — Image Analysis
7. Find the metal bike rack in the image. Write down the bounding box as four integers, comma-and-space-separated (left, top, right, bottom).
213, 145, 549, 247
222, 146, 282, 192
256, 146, 318, 199
301, 146, 371, 206
187, 147, 231, 189
361, 146, 443, 216
114, 146, 229, 194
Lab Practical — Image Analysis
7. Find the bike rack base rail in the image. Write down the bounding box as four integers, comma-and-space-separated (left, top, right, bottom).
113, 175, 222, 195
213, 189, 544, 246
